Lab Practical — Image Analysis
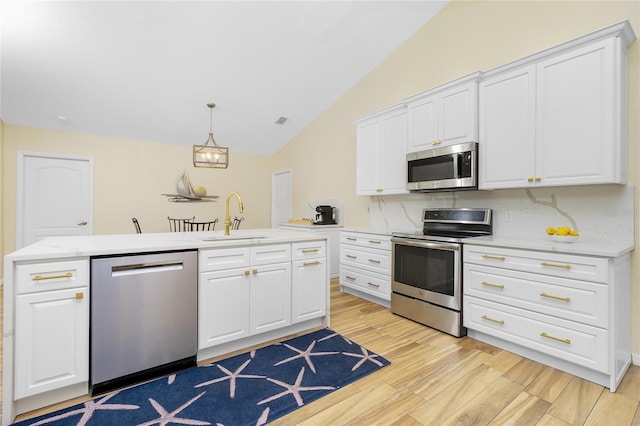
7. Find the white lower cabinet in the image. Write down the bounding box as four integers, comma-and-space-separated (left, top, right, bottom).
14, 259, 89, 399
339, 231, 391, 306
198, 244, 292, 349
292, 241, 327, 323
463, 244, 631, 391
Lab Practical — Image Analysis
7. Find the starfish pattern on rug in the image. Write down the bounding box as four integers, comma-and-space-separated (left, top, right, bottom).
28, 392, 139, 426
342, 346, 386, 371
318, 332, 353, 345
274, 340, 339, 373
138, 391, 211, 426
194, 358, 265, 398
258, 367, 335, 407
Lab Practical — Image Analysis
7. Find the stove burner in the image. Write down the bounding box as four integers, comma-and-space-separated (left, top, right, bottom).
392, 208, 492, 242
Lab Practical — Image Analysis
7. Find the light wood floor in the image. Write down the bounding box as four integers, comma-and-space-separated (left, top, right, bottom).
9, 280, 640, 425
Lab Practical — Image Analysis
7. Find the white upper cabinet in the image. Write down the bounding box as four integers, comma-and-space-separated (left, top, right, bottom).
355, 104, 408, 196
406, 72, 480, 152
480, 21, 635, 190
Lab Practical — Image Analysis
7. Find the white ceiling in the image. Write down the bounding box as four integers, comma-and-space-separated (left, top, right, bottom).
1, 1, 448, 156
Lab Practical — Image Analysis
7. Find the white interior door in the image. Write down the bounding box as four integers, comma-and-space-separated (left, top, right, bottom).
18, 152, 94, 248
271, 169, 292, 228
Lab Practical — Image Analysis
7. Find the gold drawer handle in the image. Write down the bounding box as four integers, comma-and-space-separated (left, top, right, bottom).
540, 292, 571, 302
244, 270, 250, 276
302, 248, 320, 253
75, 292, 84, 300
481, 281, 504, 289
346, 237, 357, 241
368, 240, 382, 244
527, 177, 534, 182
367, 282, 380, 288
346, 254, 357, 259
376, 188, 383, 193
481, 315, 504, 325
540, 332, 570, 345
540, 261, 571, 269
252, 269, 258, 275
303, 261, 320, 266
345, 275, 356, 281
33, 272, 73, 281
368, 259, 381, 264
482, 255, 505, 261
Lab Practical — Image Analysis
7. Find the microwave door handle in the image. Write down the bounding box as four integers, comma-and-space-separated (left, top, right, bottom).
453, 153, 460, 178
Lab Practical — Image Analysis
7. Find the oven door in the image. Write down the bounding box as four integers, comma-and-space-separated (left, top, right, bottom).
391, 238, 461, 310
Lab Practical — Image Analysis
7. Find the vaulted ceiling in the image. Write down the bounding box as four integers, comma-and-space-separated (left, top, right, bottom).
1, 1, 449, 155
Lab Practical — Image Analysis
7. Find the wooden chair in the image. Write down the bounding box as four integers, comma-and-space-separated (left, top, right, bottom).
168, 216, 195, 232
132, 218, 142, 234
185, 219, 218, 232
232, 216, 244, 230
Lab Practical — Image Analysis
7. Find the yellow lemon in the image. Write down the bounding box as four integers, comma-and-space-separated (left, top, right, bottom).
555, 228, 569, 236
569, 230, 580, 236
545, 227, 556, 235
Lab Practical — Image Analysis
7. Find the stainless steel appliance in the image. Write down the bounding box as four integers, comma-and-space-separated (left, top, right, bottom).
406, 142, 478, 192
90, 250, 198, 394
314, 205, 337, 225
391, 208, 492, 337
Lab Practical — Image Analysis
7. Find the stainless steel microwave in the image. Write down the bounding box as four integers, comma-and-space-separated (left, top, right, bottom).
406, 142, 478, 192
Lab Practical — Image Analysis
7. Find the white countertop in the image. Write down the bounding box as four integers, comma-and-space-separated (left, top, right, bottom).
464, 235, 634, 258
279, 223, 343, 229
5, 228, 328, 262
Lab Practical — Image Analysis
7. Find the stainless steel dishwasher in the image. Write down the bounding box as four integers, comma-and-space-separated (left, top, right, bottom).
90, 250, 197, 394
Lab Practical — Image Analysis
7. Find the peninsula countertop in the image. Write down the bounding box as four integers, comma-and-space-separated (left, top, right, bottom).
5, 228, 328, 262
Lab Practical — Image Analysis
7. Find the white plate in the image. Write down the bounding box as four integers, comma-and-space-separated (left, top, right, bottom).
548, 235, 579, 243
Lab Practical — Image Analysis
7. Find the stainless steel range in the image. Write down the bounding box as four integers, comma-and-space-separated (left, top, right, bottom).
391, 208, 492, 337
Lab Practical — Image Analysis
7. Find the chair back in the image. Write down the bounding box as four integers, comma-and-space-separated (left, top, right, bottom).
168, 216, 195, 232
132, 218, 142, 234
232, 216, 244, 230
186, 219, 218, 232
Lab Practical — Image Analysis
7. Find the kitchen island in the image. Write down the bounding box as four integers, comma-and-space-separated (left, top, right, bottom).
2, 228, 329, 425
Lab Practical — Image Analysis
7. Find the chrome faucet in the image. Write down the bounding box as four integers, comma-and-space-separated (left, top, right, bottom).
224, 192, 244, 235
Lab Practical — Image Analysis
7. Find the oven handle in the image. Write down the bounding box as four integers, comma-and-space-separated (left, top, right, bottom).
391, 238, 460, 251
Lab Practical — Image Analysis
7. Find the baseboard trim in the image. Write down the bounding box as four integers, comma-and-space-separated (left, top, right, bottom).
633, 352, 640, 366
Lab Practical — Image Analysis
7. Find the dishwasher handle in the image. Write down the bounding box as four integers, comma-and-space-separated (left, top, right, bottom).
111, 260, 184, 277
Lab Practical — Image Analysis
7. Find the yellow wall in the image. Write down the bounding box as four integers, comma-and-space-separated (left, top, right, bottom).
273, 1, 640, 353
2, 125, 273, 255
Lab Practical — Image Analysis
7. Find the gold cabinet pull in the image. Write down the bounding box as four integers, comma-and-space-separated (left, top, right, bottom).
368, 240, 382, 244
367, 282, 380, 288
303, 261, 320, 266
368, 259, 381, 264
345, 275, 356, 281
346, 237, 357, 241
432, 140, 441, 145
481, 281, 505, 289
481, 315, 504, 325
540, 292, 570, 302
482, 255, 505, 261
527, 177, 534, 182
540, 261, 571, 269
244, 270, 251, 276
33, 272, 73, 281
376, 188, 383, 193
346, 254, 357, 259
75, 292, 84, 300
78, 221, 88, 226
252, 269, 258, 275
540, 332, 570, 345
302, 248, 319, 253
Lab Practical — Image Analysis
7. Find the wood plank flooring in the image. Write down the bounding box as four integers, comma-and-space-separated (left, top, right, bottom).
8, 280, 640, 425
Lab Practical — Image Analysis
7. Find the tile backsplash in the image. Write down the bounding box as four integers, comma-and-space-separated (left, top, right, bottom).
367, 184, 635, 246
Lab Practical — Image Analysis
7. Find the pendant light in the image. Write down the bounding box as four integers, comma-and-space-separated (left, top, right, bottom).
193, 103, 229, 168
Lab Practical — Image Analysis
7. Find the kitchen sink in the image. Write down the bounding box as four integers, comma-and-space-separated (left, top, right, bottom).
199, 235, 267, 242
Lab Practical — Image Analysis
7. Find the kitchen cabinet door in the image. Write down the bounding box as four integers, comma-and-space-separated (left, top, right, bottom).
479, 65, 536, 189
15, 287, 89, 399
536, 38, 622, 186
292, 258, 327, 323
355, 105, 408, 196
198, 268, 251, 348
250, 262, 292, 334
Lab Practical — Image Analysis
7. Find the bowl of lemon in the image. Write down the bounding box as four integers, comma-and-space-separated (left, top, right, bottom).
546, 226, 580, 243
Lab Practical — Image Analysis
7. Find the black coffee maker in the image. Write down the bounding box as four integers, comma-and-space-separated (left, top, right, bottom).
314, 205, 336, 225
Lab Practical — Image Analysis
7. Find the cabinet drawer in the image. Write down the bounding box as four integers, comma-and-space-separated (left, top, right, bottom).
199, 247, 251, 272
464, 264, 608, 327
16, 259, 89, 294
292, 241, 326, 261
340, 266, 390, 300
464, 296, 608, 373
341, 232, 391, 251
464, 245, 608, 283
251, 244, 291, 266
340, 245, 390, 275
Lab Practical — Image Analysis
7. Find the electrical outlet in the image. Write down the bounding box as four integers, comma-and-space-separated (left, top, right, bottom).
504, 210, 513, 222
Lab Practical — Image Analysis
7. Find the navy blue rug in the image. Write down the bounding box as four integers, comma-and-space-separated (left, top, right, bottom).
13, 328, 390, 425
